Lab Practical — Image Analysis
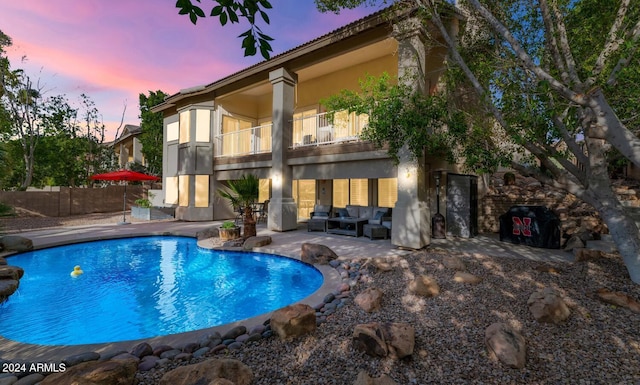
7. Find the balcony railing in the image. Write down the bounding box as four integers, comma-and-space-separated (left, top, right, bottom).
213, 111, 368, 157
214, 124, 272, 158
290, 111, 366, 148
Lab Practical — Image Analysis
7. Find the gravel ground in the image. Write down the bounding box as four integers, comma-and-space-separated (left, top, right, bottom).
2, 214, 639, 384
139, 250, 640, 384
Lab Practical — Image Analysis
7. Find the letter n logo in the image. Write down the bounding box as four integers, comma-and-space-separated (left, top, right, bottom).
512, 217, 532, 237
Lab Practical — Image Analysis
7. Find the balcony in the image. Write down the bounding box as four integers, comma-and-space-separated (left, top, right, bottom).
213, 111, 368, 158
290, 111, 367, 148
214, 124, 272, 158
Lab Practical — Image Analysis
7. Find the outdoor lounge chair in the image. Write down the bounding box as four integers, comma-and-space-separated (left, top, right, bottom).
308, 204, 332, 232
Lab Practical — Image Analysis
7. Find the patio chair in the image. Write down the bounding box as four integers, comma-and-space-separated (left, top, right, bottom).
233, 205, 244, 225
308, 204, 332, 232
256, 200, 269, 224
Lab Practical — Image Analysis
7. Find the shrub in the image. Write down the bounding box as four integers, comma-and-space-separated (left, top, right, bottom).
221, 221, 237, 229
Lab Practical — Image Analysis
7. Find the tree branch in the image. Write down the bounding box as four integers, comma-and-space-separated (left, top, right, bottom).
548, 0, 581, 86
588, 0, 631, 87
539, 0, 569, 84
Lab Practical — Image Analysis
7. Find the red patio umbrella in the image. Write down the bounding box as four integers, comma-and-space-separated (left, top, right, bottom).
90, 170, 160, 224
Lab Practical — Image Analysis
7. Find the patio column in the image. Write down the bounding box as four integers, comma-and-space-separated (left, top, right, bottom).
268, 68, 298, 231
391, 17, 431, 249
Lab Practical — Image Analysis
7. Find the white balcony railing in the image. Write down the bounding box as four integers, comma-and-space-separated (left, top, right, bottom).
291, 111, 367, 148
213, 111, 368, 157
214, 124, 272, 158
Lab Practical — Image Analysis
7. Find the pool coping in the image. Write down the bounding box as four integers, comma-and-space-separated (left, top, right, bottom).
0, 226, 343, 363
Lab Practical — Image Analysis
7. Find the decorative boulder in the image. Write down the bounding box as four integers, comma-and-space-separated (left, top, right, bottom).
0, 257, 7, 265
596, 288, 640, 313
563, 235, 585, 251
41, 358, 138, 385
484, 323, 526, 369
408, 275, 440, 297
0, 279, 19, 302
354, 287, 384, 312
270, 303, 317, 339
527, 288, 571, 323
242, 236, 272, 250
353, 370, 399, 385
0, 235, 33, 252
442, 256, 466, 271
453, 272, 482, 284
130, 342, 153, 358
159, 359, 253, 385
196, 226, 219, 240
352, 323, 387, 357
352, 322, 415, 360
300, 243, 338, 265
573, 248, 602, 262
0, 266, 24, 280
381, 322, 415, 359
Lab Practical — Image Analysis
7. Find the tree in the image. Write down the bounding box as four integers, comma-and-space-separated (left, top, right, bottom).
314, 0, 640, 283
176, 0, 274, 58
138, 90, 168, 176
217, 174, 259, 239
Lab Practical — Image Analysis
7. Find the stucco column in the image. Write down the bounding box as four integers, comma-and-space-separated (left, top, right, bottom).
391, 18, 431, 249
268, 68, 298, 231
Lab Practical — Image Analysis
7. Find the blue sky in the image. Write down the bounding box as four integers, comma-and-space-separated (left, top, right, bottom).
0, 1, 378, 140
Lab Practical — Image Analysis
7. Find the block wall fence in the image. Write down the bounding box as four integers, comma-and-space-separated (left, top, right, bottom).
0, 186, 144, 217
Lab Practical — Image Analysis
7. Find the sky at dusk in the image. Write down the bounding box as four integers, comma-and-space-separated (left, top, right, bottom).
0, 1, 379, 141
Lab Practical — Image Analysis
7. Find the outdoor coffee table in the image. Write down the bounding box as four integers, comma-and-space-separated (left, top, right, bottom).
326, 217, 368, 237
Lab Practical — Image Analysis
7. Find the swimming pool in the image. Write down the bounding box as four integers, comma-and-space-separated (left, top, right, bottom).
0, 236, 323, 346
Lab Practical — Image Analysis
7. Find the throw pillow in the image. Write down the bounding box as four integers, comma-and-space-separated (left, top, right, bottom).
374, 210, 386, 220
338, 208, 349, 218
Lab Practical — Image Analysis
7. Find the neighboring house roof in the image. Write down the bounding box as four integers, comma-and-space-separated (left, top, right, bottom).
112, 124, 142, 147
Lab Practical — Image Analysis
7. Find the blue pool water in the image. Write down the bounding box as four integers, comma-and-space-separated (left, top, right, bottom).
0, 236, 323, 346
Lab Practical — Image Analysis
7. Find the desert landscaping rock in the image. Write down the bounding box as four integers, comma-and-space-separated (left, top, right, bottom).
0, 235, 33, 251
41, 358, 138, 385
159, 359, 253, 385
408, 275, 440, 297
354, 287, 384, 312
242, 235, 272, 250
130, 342, 154, 358
573, 247, 602, 261
596, 288, 640, 313
62, 352, 100, 367
442, 255, 466, 270
270, 303, 316, 339
528, 287, 571, 323
354, 370, 399, 385
453, 271, 482, 284
0, 266, 23, 280
0, 279, 19, 301
300, 243, 338, 264
485, 322, 527, 369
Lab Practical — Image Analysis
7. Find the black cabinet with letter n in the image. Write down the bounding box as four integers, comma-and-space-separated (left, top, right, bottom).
499, 205, 561, 249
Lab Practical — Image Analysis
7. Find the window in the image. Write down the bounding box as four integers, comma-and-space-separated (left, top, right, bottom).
292, 180, 316, 219
332, 178, 369, 207
258, 179, 270, 203
377, 178, 397, 207
350, 179, 368, 206
221, 115, 253, 156
332, 179, 349, 208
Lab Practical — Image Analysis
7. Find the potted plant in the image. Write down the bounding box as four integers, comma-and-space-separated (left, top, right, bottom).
131, 192, 173, 220
217, 174, 259, 239
219, 220, 241, 240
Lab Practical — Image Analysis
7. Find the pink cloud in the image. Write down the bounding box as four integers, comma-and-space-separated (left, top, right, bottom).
1, 1, 378, 141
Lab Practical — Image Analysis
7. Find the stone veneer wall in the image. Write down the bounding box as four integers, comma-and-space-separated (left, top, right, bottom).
478, 173, 640, 237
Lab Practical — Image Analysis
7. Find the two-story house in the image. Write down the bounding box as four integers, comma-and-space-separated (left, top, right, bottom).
152, 5, 475, 249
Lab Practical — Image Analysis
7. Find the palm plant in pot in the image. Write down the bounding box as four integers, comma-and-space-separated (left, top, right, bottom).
217, 174, 259, 239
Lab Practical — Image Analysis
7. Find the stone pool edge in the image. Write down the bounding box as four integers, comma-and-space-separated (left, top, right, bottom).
0, 231, 342, 363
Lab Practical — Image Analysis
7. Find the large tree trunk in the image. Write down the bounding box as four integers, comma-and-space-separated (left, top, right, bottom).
584, 135, 640, 284
595, 201, 640, 284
